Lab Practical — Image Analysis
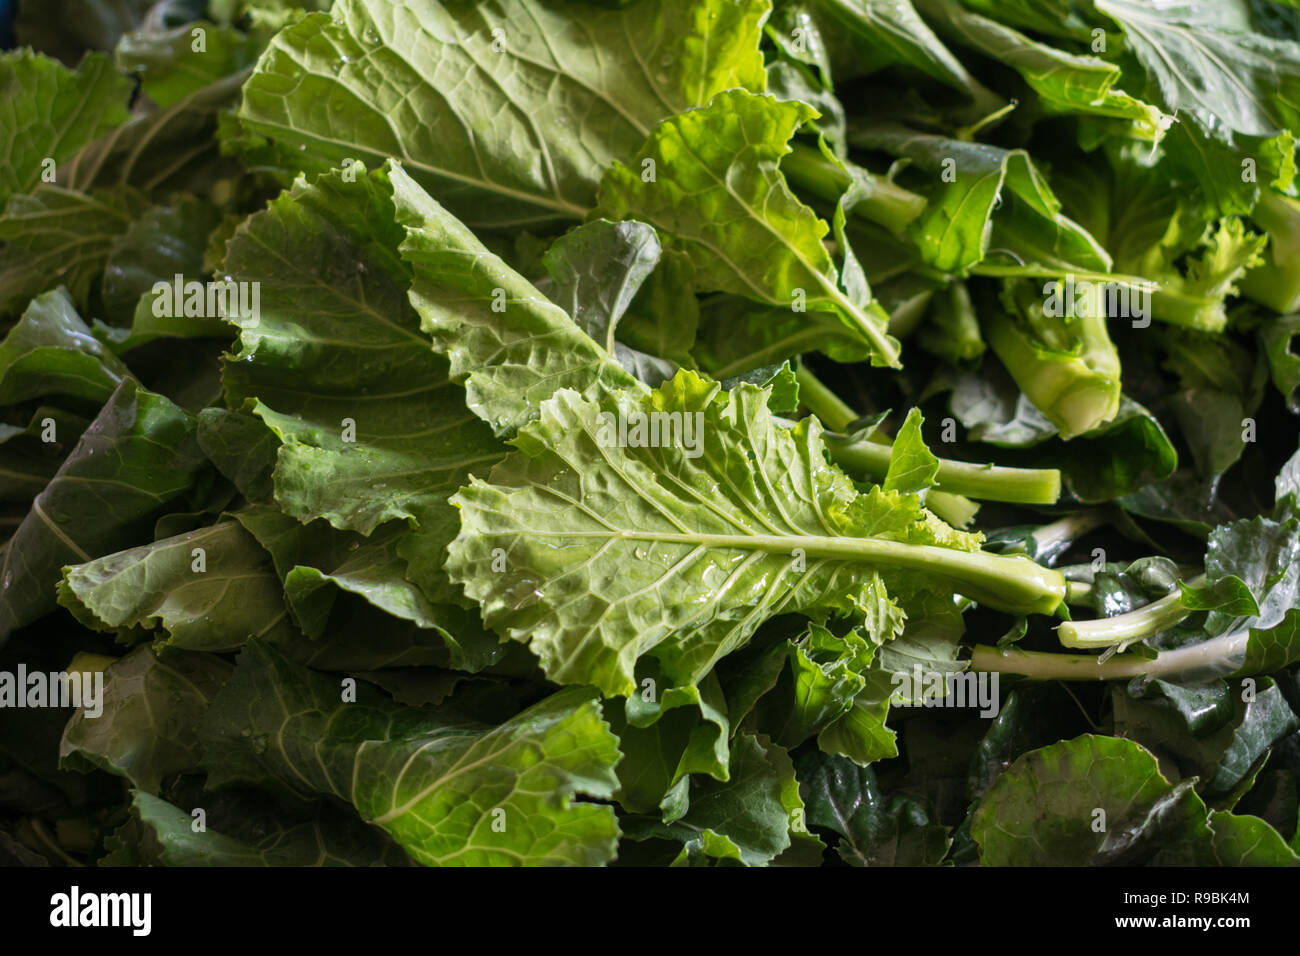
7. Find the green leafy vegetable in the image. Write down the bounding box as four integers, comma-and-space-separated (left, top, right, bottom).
450, 371, 1063, 697
973, 734, 1299, 865
597, 90, 900, 367
235, 0, 768, 227
200, 641, 621, 866
0, 52, 132, 207
4, 0, 1300, 871
0, 380, 209, 642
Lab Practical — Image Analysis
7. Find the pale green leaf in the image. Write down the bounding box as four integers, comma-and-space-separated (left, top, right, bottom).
0, 51, 132, 207
884, 407, 940, 495
449, 369, 1060, 697
542, 218, 677, 385
235, 0, 769, 228
116, 21, 262, 108
850, 122, 1111, 277
597, 90, 900, 367
218, 162, 505, 603
391, 162, 641, 437
915, 0, 1169, 140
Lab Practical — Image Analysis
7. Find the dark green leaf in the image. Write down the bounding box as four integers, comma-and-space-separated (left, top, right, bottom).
199, 641, 622, 866
0, 380, 209, 642
796, 749, 950, 866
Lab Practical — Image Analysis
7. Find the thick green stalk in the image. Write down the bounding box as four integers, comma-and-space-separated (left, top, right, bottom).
1141, 287, 1226, 333
823, 433, 1061, 504
1056, 575, 1204, 649
1033, 511, 1105, 562
1242, 191, 1300, 314
918, 281, 984, 365
985, 279, 1121, 439
781, 141, 927, 235
1065, 580, 1094, 604
793, 363, 1058, 505
926, 490, 981, 529
794, 361, 857, 432
972, 627, 1248, 681
882, 281, 936, 339
583, 530, 1066, 616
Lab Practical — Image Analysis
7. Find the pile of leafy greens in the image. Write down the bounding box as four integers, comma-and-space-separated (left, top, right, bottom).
5, 0, 1300, 868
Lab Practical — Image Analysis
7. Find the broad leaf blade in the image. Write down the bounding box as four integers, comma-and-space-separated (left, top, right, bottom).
0, 51, 132, 207
449, 369, 1057, 697
60, 646, 232, 792
0, 186, 150, 317
391, 162, 641, 437
0, 287, 133, 411
103, 789, 410, 866
0, 380, 209, 643
200, 641, 622, 866
58, 521, 297, 653
235, 0, 769, 228
218, 162, 506, 604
